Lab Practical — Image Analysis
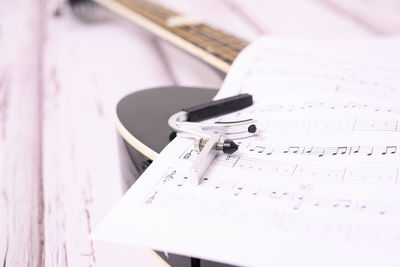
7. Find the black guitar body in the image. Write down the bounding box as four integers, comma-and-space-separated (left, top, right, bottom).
117, 86, 216, 189
116, 86, 235, 267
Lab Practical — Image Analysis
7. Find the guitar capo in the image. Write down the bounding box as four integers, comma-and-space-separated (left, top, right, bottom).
168, 93, 257, 185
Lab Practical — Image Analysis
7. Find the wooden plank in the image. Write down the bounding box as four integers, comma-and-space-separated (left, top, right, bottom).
41, 2, 172, 266
313, 0, 400, 35
0, 0, 43, 266
224, 0, 373, 37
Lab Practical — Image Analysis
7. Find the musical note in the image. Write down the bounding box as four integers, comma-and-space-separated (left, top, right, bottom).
350, 146, 360, 154
177, 176, 189, 187
382, 146, 397, 155
358, 203, 388, 216
268, 190, 290, 200
292, 194, 304, 210
255, 146, 265, 153
305, 147, 313, 154
233, 184, 245, 196
243, 185, 261, 196
246, 143, 256, 151
332, 146, 347, 155
266, 148, 274, 155
162, 168, 177, 183
283, 146, 300, 154
145, 191, 158, 205
331, 199, 353, 209
311, 198, 322, 207
201, 176, 228, 190
183, 150, 193, 159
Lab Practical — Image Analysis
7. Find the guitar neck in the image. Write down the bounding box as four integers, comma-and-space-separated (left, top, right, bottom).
94, 0, 248, 72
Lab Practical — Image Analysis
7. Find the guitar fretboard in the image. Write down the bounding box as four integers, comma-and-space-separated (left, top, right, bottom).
95, 0, 248, 72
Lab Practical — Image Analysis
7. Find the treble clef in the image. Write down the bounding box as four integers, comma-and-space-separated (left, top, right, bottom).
162, 169, 177, 183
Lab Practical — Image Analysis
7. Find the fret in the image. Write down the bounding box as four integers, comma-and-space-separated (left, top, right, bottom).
129, 0, 177, 19
185, 26, 244, 52
142, 1, 176, 15
171, 27, 239, 63
183, 26, 246, 54
118, 0, 168, 25
178, 28, 238, 54
139, 3, 175, 20
122, 0, 247, 56
95, 0, 249, 72
200, 25, 248, 48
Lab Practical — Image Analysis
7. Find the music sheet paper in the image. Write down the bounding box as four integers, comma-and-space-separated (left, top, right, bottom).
92, 37, 400, 267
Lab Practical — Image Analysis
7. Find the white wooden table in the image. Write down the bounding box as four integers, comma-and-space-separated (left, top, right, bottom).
1, 0, 399, 266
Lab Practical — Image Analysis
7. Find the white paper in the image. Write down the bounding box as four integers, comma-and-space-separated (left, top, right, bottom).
92, 37, 400, 267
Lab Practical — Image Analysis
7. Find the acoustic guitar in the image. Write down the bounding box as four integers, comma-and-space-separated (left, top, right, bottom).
79, 0, 248, 185
73, 0, 249, 266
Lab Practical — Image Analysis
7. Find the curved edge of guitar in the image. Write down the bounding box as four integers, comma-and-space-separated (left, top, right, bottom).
94, 0, 231, 73
116, 116, 170, 266
116, 113, 159, 161
149, 250, 172, 267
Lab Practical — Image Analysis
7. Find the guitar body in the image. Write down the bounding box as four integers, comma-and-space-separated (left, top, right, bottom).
116, 86, 237, 267
116, 86, 216, 189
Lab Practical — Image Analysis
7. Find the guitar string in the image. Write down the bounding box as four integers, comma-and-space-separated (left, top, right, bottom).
118, 0, 246, 63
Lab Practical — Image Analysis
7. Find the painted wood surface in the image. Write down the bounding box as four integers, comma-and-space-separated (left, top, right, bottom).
1, 0, 399, 266
0, 1, 43, 266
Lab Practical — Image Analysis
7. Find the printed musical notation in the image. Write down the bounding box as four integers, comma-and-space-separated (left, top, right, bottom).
227, 42, 400, 102
93, 39, 400, 267
150, 171, 397, 217
143, 181, 400, 244
244, 143, 398, 157
242, 68, 400, 99
181, 147, 400, 185
144, 189, 396, 219
232, 101, 400, 116
217, 111, 400, 134
252, 118, 400, 134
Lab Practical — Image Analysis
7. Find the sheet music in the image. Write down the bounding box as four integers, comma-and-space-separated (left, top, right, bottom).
92, 37, 400, 267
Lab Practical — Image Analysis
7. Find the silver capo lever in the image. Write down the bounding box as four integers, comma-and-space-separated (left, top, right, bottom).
168, 94, 257, 185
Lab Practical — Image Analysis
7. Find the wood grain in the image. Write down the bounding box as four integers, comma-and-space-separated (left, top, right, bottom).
41, 3, 171, 266
313, 0, 400, 35
1, 0, 400, 266
0, 0, 43, 266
